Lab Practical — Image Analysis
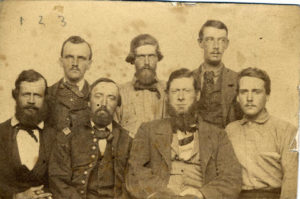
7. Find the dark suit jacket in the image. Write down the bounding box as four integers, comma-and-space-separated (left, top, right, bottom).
46, 79, 90, 131
192, 65, 242, 127
49, 121, 132, 199
126, 118, 242, 199
0, 119, 56, 199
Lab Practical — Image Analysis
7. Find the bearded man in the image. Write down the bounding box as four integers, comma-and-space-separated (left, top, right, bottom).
116, 34, 166, 138
0, 70, 55, 199
49, 78, 132, 199
126, 68, 242, 199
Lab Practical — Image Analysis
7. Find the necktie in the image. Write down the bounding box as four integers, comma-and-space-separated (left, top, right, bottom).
16, 124, 40, 142
93, 127, 114, 141
63, 81, 84, 97
134, 81, 161, 99
203, 71, 215, 93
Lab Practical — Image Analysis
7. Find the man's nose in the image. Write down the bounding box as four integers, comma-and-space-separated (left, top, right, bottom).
72, 58, 79, 66
144, 55, 150, 65
28, 94, 35, 104
213, 40, 219, 49
178, 90, 185, 101
247, 92, 253, 101
100, 97, 108, 106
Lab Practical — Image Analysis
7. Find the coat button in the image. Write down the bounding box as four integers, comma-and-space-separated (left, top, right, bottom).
89, 163, 93, 168
93, 138, 97, 142
91, 154, 96, 159
92, 146, 96, 150
80, 190, 84, 194
84, 171, 88, 175
81, 180, 85, 184
91, 131, 95, 135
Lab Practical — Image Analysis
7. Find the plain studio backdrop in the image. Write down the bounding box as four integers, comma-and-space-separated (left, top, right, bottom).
0, 1, 299, 126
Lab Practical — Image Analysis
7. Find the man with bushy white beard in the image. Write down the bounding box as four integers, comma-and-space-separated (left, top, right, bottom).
49, 78, 132, 199
116, 34, 166, 138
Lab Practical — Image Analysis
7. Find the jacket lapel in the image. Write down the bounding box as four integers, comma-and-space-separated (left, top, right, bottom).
197, 119, 213, 176
221, 68, 237, 124
153, 120, 172, 169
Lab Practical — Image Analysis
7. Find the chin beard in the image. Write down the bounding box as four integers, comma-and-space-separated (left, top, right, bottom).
135, 68, 156, 86
167, 101, 198, 132
15, 103, 48, 128
91, 106, 113, 128
206, 59, 221, 66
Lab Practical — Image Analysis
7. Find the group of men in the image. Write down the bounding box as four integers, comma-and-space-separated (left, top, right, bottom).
0, 20, 297, 199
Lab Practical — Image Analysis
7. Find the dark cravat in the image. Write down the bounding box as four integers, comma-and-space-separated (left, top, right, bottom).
16, 124, 40, 142
63, 81, 84, 97
93, 127, 114, 141
202, 71, 215, 93
134, 81, 161, 99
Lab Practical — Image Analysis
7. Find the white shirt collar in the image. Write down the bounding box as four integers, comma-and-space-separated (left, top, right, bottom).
11, 115, 44, 129
90, 120, 113, 132
63, 78, 85, 91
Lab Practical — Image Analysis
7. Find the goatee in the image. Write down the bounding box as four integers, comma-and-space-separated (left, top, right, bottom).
15, 103, 48, 129
135, 67, 156, 86
167, 101, 198, 132
91, 106, 113, 128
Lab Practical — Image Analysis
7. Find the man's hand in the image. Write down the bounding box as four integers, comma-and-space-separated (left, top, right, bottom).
15, 185, 52, 199
182, 164, 203, 188
180, 187, 204, 199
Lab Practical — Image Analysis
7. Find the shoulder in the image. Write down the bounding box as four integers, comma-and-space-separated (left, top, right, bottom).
120, 81, 133, 90
201, 120, 226, 136
268, 115, 297, 135
0, 119, 12, 135
114, 121, 131, 138
225, 120, 242, 133
223, 67, 238, 78
48, 80, 61, 96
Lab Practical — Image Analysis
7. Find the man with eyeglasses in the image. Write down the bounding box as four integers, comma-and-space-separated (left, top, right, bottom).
192, 20, 242, 128
47, 36, 92, 135
116, 34, 166, 138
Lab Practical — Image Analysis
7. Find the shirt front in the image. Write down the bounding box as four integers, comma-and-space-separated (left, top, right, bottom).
90, 121, 113, 156
11, 116, 44, 171
226, 110, 298, 198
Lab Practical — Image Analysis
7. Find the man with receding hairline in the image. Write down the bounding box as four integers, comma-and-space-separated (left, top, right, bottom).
193, 20, 242, 128
47, 35, 92, 135
116, 34, 166, 138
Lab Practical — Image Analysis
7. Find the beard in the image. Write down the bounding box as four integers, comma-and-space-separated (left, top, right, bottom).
135, 67, 156, 86
167, 100, 198, 132
91, 106, 113, 128
15, 102, 48, 129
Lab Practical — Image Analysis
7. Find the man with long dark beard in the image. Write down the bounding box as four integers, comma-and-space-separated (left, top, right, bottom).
0, 70, 55, 199
116, 34, 166, 138
49, 78, 132, 199
192, 20, 242, 128
126, 68, 242, 199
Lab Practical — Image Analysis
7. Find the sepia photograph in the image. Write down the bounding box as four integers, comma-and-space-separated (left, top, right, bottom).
0, 1, 298, 199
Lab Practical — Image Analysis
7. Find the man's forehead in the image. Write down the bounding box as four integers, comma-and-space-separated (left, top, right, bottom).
170, 77, 194, 89
239, 76, 265, 88
135, 44, 157, 54
20, 79, 46, 90
203, 27, 227, 37
63, 42, 90, 56
92, 82, 119, 94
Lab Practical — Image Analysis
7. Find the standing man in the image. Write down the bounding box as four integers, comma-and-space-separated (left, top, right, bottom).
117, 34, 166, 138
49, 78, 132, 199
193, 20, 241, 128
126, 68, 241, 199
226, 67, 298, 199
47, 35, 92, 134
0, 70, 55, 199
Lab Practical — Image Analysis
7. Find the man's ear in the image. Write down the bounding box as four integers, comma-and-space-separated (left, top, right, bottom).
88, 101, 90, 107
266, 94, 270, 102
224, 39, 230, 50
196, 90, 201, 101
59, 57, 64, 68
86, 59, 93, 70
236, 95, 240, 104
198, 38, 204, 49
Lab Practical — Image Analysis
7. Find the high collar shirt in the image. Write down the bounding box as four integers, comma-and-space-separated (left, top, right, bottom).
90, 121, 113, 156
11, 116, 44, 170
226, 110, 298, 199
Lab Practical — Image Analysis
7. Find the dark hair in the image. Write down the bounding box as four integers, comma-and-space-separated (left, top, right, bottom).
126, 34, 163, 64
237, 67, 271, 95
61, 36, 92, 60
198, 20, 228, 42
89, 78, 121, 106
12, 69, 47, 100
166, 68, 199, 92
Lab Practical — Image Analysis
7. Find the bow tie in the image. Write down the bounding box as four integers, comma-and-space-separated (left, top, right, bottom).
134, 81, 161, 99
93, 127, 113, 141
15, 124, 40, 142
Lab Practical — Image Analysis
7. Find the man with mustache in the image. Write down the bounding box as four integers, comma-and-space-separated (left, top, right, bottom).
226, 68, 298, 199
126, 68, 242, 199
49, 78, 132, 199
0, 70, 55, 199
116, 34, 166, 138
193, 20, 242, 128
47, 35, 92, 135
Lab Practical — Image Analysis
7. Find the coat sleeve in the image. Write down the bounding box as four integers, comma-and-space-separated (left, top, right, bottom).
199, 129, 242, 199
126, 123, 174, 199
48, 133, 82, 199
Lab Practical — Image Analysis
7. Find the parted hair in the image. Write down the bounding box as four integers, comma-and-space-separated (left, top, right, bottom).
12, 69, 48, 100
126, 34, 163, 64
61, 35, 92, 60
166, 68, 199, 92
237, 67, 271, 95
89, 77, 122, 106
198, 20, 228, 42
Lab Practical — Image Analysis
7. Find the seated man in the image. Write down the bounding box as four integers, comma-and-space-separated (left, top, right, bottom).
126, 68, 242, 199
49, 78, 132, 199
0, 70, 55, 199
226, 67, 298, 199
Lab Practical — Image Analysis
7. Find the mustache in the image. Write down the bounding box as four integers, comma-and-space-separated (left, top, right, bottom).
95, 106, 109, 114
23, 105, 39, 110
71, 66, 80, 71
